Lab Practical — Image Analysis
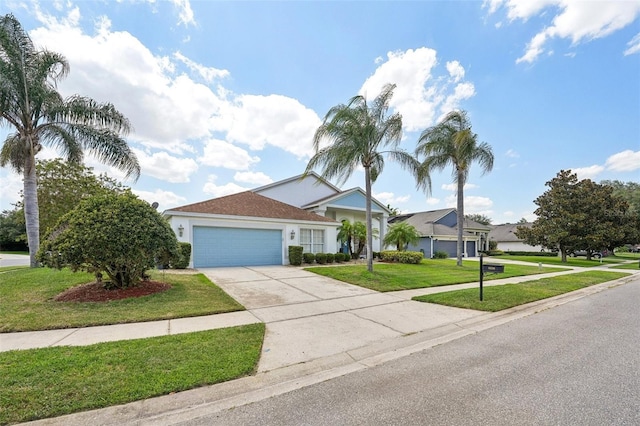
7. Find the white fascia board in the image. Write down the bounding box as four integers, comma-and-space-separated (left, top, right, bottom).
164, 210, 340, 227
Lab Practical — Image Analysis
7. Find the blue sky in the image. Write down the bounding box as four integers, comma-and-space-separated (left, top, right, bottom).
1, 0, 639, 224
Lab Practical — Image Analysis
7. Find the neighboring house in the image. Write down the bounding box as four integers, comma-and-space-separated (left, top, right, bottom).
388, 208, 491, 258
163, 172, 392, 268
488, 223, 544, 252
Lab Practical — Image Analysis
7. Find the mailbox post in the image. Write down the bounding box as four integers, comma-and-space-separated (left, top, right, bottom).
479, 254, 505, 301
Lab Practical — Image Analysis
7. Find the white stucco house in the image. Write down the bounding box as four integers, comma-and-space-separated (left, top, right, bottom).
163, 172, 392, 268
487, 223, 543, 252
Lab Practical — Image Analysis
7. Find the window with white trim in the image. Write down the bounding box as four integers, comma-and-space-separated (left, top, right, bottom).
300, 228, 325, 254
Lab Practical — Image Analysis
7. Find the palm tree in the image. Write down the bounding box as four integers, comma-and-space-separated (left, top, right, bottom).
0, 14, 140, 267
305, 83, 418, 272
415, 110, 493, 266
383, 221, 420, 251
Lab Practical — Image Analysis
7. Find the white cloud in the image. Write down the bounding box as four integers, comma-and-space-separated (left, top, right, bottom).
360, 48, 476, 132
442, 183, 479, 191
572, 165, 605, 180
446, 60, 465, 82
29, 12, 228, 154
226, 94, 322, 158
133, 188, 187, 211
202, 175, 248, 198
132, 149, 199, 183
605, 150, 640, 172
487, 1, 640, 63
426, 197, 440, 206
505, 149, 520, 158
170, 0, 196, 26
373, 192, 411, 205
200, 139, 260, 171
624, 32, 640, 56
446, 194, 493, 214
234, 171, 273, 185
173, 51, 229, 83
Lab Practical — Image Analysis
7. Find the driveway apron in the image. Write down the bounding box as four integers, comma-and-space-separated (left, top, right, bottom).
199, 266, 481, 372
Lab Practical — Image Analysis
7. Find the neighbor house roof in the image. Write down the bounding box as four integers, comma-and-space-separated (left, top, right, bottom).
166, 191, 338, 223
488, 223, 531, 242
389, 208, 490, 237
301, 187, 392, 214
388, 208, 456, 225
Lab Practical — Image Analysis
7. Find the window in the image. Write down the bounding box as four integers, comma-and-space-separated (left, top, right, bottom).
300, 228, 325, 254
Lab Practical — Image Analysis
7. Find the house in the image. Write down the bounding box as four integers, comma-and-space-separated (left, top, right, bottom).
488, 223, 543, 252
388, 208, 490, 258
163, 172, 392, 268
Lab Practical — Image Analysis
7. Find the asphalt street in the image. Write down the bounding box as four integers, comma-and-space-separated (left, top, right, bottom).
185, 278, 640, 426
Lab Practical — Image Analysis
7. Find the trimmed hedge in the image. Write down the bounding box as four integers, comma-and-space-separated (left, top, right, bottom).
171, 242, 192, 269
433, 250, 448, 259
380, 250, 424, 264
288, 245, 303, 266
303, 253, 315, 264
315, 253, 327, 264
325, 253, 335, 263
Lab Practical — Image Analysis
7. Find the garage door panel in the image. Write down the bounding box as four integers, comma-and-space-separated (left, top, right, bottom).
193, 227, 282, 268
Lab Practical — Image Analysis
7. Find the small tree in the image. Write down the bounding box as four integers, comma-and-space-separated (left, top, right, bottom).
19, 158, 127, 240
383, 222, 420, 251
38, 192, 178, 288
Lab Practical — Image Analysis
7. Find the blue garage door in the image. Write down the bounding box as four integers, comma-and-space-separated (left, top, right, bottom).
193, 227, 282, 268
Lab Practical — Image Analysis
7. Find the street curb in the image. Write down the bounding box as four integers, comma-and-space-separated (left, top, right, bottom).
23, 273, 637, 426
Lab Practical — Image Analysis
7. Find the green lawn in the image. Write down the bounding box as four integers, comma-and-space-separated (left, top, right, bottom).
0, 324, 265, 425
611, 262, 640, 270
492, 254, 627, 267
0, 268, 244, 332
305, 259, 567, 292
413, 271, 629, 312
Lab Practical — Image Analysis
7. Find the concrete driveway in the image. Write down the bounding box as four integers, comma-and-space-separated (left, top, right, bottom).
199, 266, 483, 372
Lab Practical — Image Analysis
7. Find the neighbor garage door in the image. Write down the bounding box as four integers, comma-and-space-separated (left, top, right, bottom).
193, 226, 282, 268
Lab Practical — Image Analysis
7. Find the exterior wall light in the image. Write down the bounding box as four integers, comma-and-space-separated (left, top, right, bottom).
178, 224, 184, 237
290, 229, 295, 240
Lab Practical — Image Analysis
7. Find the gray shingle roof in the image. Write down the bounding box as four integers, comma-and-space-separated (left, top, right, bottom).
488, 223, 531, 242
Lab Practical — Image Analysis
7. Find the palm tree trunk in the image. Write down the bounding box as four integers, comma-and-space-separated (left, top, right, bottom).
456, 168, 464, 267
365, 166, 374, 272
23, 154, 40, 267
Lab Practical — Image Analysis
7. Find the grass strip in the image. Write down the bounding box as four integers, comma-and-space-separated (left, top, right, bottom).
0, 324, 265, 425
492, 255, 627, 267
0, 268, 243, 332
305, 259, 566, 292
413, 271, 628, 312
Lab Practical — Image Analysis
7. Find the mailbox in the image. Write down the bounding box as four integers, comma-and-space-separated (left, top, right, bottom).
482, 263, 504, 274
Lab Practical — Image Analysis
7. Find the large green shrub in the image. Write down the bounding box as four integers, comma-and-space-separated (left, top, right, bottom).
380, 250, 423, 264
38, 192, 178, 288
288, 245, 303, 266
172, 242, 192, 269
303, 253, 315, 264
325, 252, 335, 263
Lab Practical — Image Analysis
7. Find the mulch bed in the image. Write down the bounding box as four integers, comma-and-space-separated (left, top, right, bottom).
54, 281, 171, 303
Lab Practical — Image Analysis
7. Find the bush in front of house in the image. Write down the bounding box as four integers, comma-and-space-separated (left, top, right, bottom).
288, 245, 303, 266
380, 250, 424, 264
325, 252, 335, 263
38, 192, 178, 289
303, 253, 315, 264
315, 253, 327, 264
172, 242, 192, 269
433, 250, 448, 259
